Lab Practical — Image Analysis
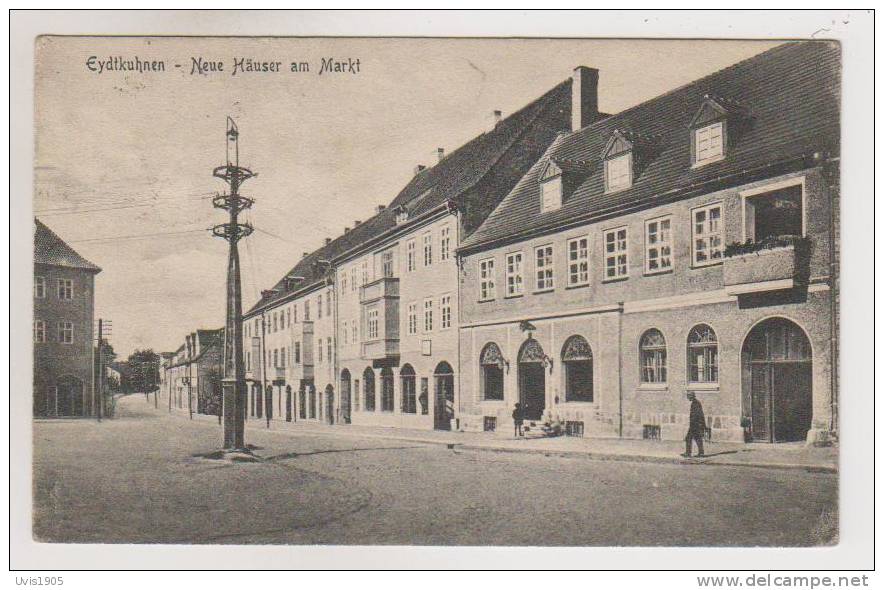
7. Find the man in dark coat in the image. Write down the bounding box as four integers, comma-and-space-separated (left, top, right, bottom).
682, 392, 706, 457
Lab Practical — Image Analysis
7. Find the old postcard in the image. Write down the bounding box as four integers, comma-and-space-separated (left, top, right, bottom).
13, 10, 874, 573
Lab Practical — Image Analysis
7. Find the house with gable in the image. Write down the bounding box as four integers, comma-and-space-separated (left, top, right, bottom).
456, 41, 840, 444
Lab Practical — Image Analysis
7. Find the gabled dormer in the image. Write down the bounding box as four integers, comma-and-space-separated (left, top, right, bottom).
394, 204, 409, 225
689, 94, 749, 168
538, 158, 592, 213
602, 129, 635, 193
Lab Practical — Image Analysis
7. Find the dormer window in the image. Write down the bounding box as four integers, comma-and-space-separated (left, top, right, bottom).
538, 158, 590, 213
690, 95, 747, 167
602, 130, 636, 193
693, 121, 725, 166
395, 206, 409, 224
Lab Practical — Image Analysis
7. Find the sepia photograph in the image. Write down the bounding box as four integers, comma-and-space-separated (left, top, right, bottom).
9, 9, 876, 575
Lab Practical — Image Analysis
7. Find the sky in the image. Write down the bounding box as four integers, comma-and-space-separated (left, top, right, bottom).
34, 37, 781, 357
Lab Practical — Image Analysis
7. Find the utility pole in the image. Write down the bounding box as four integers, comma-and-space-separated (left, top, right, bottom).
261, 312, 269, 429
212, 117, 255, 451
96, 319, 103, 423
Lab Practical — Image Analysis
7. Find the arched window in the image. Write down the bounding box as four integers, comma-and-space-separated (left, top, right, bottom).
688, 324, 718, 384
562, 335, 593, 402
640, 329, 667, 384
363, 367, 376, 412
400, 365, 417, 414
380, 367, 395, 412
480, 343, 505, 401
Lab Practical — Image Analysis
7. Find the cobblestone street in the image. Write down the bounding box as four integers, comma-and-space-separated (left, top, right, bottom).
33, 395, 837, 546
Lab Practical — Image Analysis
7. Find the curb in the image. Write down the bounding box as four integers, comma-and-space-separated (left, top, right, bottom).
156, 404, 838, 474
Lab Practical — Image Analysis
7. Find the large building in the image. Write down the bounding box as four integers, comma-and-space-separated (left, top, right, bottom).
456, 41, 839, 444
33, 219, 102, 417
241, 41, 839, 445
244, 69, 601, 429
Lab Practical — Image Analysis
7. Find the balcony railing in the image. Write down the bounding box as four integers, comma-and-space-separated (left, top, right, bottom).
362, 338, 400, 360
723, 237, 808, 295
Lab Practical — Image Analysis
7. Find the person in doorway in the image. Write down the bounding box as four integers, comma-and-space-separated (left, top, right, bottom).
512, 402, 524, 438
682, 391, 706, 458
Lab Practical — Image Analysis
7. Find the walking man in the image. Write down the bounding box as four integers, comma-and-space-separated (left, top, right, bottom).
682, 391, 706, 458
512, 402, 524, 438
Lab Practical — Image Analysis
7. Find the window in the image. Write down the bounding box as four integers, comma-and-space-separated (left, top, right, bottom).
406, 239, 417, 272
440, 295, 452, 329
273, 349, 279, 368
440, 225, 451, 261
562, 335, 593, 402
304, 300, 311, 321
423, 298, 434, 332
604, 227, 628, 280
367, 307, 379, 340
380, 367, 394, 412
341, 271, 347, 293
342, 320, 349, 344
287, 307, 292, 327
351, 321, 358, 344
350, 267, 358, 292
688, 324, 718, 384
327, 337, 333, 363
293, 305, 299, 323
33, 320, 46, 343
294, 341, 301, 364
423, 232, 433, 267
692, 204, 723, 266
326, 291, 332, 317
246, 351, 251, 371
255, 318, 261, 335
535, 245, 554, 291
34, 276, 45, 299
693, 122, 724, 166
744, 184, 804, 243
480, 343, 505, 401
353, 379, 360, 412
479, 258, 495, 301
540, 177, 562, 212
361, 261, 369, 285
318, 338, 325, 363
400, 365, 417, 414
57, 279, 73, 300
640, 329, 667, 384
407, 303, 418, 335
317, 295, 323, 319
280, 347, 286, 368
605, 153, 632, 192
57, 321, 73, 344
645, 217, 673, 274
272, 313, 278, 333
363, 368, 376, 411
505, 252, 523, 297
380, 249, 395, 278
567, 237, 589, 287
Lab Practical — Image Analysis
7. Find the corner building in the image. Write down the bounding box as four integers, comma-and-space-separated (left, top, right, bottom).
457, 42, 840, 444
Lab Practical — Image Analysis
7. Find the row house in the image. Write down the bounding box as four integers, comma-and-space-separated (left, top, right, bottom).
160, 328, 224, 416
456, 41, 839, 444
245, 68, 602, 430
33, 219, 101, 417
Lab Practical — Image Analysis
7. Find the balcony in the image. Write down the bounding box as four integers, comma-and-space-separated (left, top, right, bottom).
362, 338, 400, 360
723, 237, 808, 295
360, 276, 400, 303
272, 366, 287, 386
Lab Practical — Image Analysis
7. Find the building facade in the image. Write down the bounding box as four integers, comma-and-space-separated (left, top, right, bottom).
456, 42, 839, 444
160, 329, 224, 417
33, 219, 101, 417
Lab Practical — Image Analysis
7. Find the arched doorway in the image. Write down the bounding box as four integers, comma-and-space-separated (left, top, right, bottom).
363, 367, 376, 412
340, 369, 352, 424
561, 335, 593, 402
518, 339, 547, 421
742, 318, 813, 442
285, 385, 293, 422
479, 343, 505, 401
400, 364, 416, 414
325, 384, 335, 425
56, 375, 84, 417
433, 361, 454, 430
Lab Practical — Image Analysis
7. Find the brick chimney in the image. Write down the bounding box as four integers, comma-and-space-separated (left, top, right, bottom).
414, 164, 426, 176
324, 237, 332, 246
493, 110, 502, 125
344, 227, 350, 234
354, 220, 361, 226
302, 251, 309, 258
436, 147, 445, 163
572, 66, 600, 132
376, 204, 386, 214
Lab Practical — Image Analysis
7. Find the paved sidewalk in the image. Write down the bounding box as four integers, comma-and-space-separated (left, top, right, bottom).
172, 404, 837, 473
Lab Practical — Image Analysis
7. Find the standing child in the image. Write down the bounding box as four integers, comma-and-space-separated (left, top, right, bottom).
512, 402, 524, 438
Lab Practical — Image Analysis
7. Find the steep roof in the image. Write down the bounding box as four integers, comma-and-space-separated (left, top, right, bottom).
246, 76, 579, 317
196, 328, 224, 349
34, 218, 101, 272
461, 41, 840, 252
